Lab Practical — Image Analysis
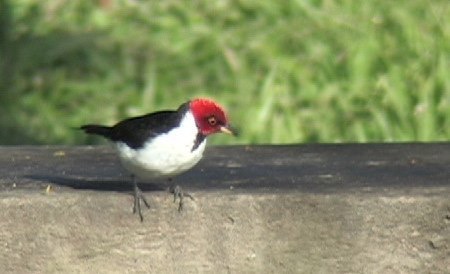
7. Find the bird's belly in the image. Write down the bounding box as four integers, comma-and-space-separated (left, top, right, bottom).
116, 139, 206, 180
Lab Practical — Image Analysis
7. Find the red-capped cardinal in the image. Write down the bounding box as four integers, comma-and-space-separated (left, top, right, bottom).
81, 98, 236, 221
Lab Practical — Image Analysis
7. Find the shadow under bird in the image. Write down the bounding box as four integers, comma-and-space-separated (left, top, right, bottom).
80, 98, 236, 221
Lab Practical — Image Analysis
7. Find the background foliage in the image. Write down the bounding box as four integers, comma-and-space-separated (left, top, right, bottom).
1, 0, 449, 145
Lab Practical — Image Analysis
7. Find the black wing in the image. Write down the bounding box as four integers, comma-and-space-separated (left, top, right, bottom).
82, 102, 190, 149
110, 110, 181, 149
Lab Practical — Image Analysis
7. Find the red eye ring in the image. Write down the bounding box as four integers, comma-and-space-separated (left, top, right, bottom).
207, 116, 217, 126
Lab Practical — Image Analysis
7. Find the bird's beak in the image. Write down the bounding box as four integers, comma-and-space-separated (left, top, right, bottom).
220, 125, 238, 136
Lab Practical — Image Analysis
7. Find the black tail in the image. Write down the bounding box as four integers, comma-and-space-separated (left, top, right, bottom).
80, 125, 113, 139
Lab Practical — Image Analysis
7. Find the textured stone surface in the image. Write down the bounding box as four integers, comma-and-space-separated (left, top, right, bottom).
0, 144, 449, 273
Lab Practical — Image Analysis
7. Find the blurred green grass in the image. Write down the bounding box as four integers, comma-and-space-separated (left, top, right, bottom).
1, 0, 449, 145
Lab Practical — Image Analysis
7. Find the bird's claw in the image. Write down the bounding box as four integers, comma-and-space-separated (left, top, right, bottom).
133, 181, 150, 222
172, 185, 194, 212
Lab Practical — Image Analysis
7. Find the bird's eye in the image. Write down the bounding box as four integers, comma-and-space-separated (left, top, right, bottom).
207, 116, 217, 126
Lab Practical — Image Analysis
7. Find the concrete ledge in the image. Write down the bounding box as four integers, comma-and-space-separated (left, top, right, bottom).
0, 144, 449, 273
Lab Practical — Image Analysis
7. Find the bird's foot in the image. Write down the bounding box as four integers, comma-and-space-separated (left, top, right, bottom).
133, 183, 150, 222
171, 185, 194, 212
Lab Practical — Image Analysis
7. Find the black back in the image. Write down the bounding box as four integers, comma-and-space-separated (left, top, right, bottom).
83, 102, 192, 149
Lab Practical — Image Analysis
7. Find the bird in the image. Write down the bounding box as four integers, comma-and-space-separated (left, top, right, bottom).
80, 98, 236, 221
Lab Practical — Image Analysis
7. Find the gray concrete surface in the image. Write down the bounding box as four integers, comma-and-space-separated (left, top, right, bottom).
0, 144, 449, 273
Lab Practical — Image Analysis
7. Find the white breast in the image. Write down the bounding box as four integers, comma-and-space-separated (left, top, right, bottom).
115, 111, 206, 180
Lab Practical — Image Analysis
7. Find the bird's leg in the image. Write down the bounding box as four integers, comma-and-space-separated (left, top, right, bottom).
131, 176, 150, 222
170, 184, 194, 212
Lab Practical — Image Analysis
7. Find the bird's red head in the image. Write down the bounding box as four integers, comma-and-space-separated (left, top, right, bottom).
190, 98, 235, 136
